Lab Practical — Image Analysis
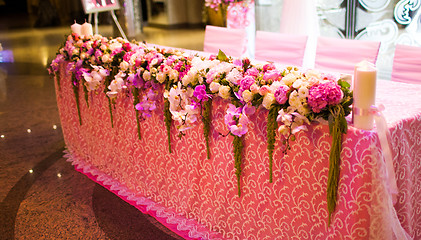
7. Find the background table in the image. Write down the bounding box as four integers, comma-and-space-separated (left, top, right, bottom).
55, 62, 421, 239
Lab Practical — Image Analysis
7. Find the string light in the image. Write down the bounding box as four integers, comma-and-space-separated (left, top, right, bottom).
57, 173, 62, 178
29, 169, 33, 173
0, 134, 4, 138
53, 125, 57, 130
27, 129, 31, 133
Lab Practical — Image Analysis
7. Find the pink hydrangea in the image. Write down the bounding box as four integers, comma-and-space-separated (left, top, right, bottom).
307, 81, 343, 113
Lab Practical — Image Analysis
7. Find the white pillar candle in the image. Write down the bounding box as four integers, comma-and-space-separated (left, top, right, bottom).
71, 21, 82, 35
81, 22, 93, 37
353, 60, 377, 130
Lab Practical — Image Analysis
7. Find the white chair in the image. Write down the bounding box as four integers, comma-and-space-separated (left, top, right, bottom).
315, 36, 381, 75
391, 44, 421, 84
254, 31, 308, 66
203, 25, 247, 58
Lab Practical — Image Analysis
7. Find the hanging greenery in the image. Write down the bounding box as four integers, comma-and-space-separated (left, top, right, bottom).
202, 99, 213, 159
267, 105, 281, 183
72, 75, 82, 125
132, 87, 142, 140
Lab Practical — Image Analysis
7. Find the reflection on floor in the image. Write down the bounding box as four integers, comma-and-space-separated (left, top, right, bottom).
0, 25, 204, 240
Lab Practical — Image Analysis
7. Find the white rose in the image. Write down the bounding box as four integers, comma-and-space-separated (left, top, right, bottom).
262, 93, 276, 109
156, 72, 167, 83
209, 82, 221, 93
169, 69, 179, 81
151, 58, 158, 66
143, 71, 151, 81
242, 90, 253, 103
250, 83, 259, 94
80, 52, 87, 60
282, 73, 297, 86
218, 85, 231, 99
119, 61, 129, 72
102, 54, 111, 63
292, 79, 304, 89
305, 69, 321, 79
289, 90, 301, 108
182, 73, 193, 86
298, 86, 309, 100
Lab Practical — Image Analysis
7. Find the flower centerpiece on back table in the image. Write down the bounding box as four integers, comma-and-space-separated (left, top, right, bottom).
205, 0, 245, 26
49, 33, 352, 224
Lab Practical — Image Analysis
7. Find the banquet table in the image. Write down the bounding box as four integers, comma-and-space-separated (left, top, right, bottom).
55, 58, 421, 239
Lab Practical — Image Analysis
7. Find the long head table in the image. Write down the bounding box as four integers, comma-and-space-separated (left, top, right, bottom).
54, 53, 421, 239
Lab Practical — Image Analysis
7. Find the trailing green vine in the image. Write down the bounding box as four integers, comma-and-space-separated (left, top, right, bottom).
202, 99, 212, 159
267, 105, 281, 183
233, 135, 244, 197
72, 75, 82, 125
164, 98, 172, 153
133, 87, 142, 140
327, 104, 347, 225
104, 69, 117, 128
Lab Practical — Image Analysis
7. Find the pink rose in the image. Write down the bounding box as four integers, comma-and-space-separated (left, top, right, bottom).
259, 85, 270, 96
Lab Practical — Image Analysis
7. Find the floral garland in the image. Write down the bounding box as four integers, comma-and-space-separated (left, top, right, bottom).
49, 33, 353, 223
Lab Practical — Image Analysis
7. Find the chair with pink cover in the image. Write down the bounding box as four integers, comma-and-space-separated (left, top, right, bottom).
391, 44, 421, 84
254, 31, 308, 66
203, 25, 247, 58
315, 36, 381, 75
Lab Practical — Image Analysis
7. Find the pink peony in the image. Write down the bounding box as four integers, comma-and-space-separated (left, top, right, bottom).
274, 85, 289, 104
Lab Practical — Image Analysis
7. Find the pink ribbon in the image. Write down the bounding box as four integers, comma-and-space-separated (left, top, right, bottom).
353, 105, 398, 204
370, 104, 398, 204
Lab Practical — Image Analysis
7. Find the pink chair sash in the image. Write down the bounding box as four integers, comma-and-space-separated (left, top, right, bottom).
203, 25, 247, 57
254, 31, 308, 66
391, 44, 421, 84
315, 36, 380, 75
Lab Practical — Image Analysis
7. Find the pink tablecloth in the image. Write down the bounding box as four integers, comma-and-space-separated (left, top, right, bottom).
55, 63, 421, 239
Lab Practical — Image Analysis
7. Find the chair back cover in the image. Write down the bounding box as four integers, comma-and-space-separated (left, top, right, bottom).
315, 36, 380, 74
254, 31, 308, 66
391, 44, 421, 84
203, 25, 247, 57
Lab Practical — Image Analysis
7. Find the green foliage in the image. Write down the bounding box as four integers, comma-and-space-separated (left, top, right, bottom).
164, 99, 172, 153
202, 99, 212, 159
133, 88, 142, 140
267, 105, 281, 183
327, 104, 347, 225
233, 135, 244, 197
217, 50, 229, 62
72, 75, 82, 126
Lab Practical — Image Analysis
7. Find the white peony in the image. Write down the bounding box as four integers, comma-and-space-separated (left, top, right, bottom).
209, 82, 221, 93
218, 85, 231, 99
262, 93, 276, 109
